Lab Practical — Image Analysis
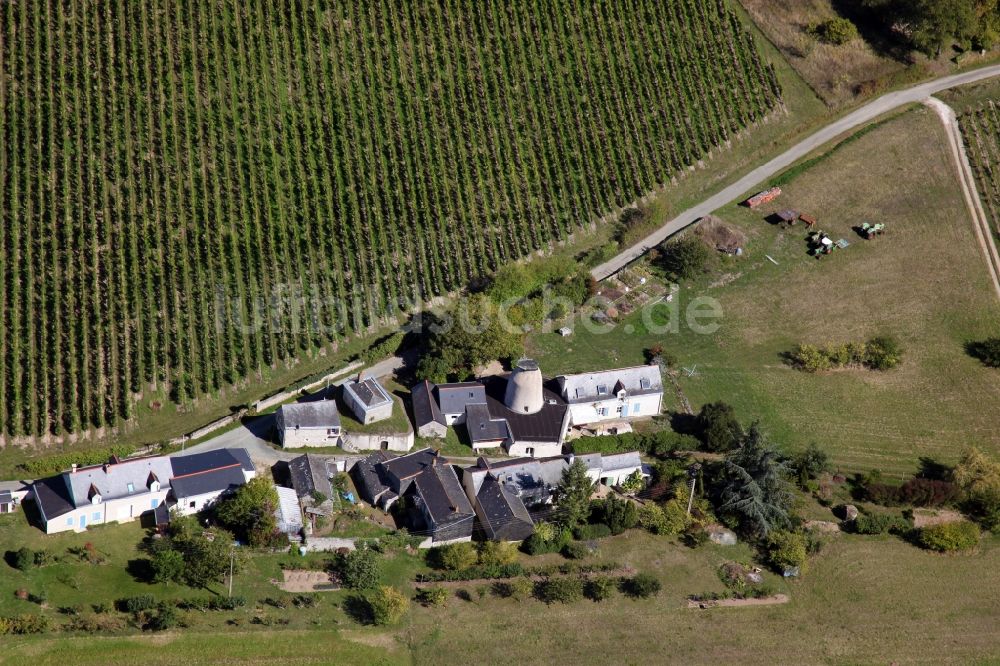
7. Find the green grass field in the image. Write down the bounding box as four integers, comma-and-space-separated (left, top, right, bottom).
530, 107, 1000, 476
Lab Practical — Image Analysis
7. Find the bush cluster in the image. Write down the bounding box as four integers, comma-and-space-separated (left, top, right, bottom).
20, 445, 137, 477
0, 614, 49, 635
622, 573, 661, 598
534, 577, 584, 604
336, 548, 382, 590
863, 478, 958, 508
790, 336, 902, 373
657, 236, 712, 280
570, 429, 697, 458
763, 531, 808, 572
414, 586, 449, 607
919, 521, 980, 552
809, 17, 859, 44
561, 542, 591, 560
117, 595, 156, 613
852, 513, 911, 535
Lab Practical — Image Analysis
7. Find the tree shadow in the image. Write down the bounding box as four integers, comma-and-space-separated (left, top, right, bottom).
829, 0, 916, 62
342, 593, 373, 625
965, 340, 1000, 367
668, 411, 699, 437
917, 457, 952, 481
126, 557, 156, 584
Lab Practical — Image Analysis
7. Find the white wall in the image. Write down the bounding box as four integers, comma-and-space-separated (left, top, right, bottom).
599, 465, 643, 487
46, 490, 170, 534
506, 440, 562, 458
173, 490, 228, 516
280, 427, 342, 448
568, 392, 662, 426
342, 431, 414, 453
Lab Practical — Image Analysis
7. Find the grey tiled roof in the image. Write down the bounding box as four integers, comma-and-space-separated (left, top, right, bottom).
278, 400, 341, 429
465, 403, 509, 443
436, 383, 486, 416
344, 378, 393, 409
288, 454, 334, 499
557, 365, 663, 404
66, 456, 174, 505
411, 381, 445, 428
475, 475, 534, 541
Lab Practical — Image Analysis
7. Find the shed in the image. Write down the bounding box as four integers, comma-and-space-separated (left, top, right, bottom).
275, 485, 304, 535
558, 327, 572, 337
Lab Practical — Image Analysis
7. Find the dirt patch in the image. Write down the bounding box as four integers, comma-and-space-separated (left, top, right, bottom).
688, 594, 789, 609
804, 520, 841, 533
911, 509, 965, 529
275, 569, 339, 593
695, 215, 747, 253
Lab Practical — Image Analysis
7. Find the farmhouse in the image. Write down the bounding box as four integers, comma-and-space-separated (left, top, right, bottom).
556, 365, 663, 427
342, 377, 394, 424
276, 400, 342, 448
351, 448, 475, 547
31, 449, 255, 534
169, 448, 256, 516
412, 359, 570, 458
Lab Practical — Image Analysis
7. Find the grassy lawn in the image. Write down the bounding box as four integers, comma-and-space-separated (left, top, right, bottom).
530, 107, 1000, 477
400, 530, 1000, 665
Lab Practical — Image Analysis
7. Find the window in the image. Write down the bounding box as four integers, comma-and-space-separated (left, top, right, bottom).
632, 403, 641, 415
65, 516, 73, 526
597, 407, 607, 417
92, 512, 101, 522
575, 388, 583, 399
639, 377, 651, 390
126, 482, 134, 493
596, 384, 608, 395
469, 392, 475, 398
616, 405, 624, 415
151, 499, 159, 509
189, 501, 196, 509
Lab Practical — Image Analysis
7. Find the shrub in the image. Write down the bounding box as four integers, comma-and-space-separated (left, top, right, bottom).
415, 586, 449, 607
367, 586, 409, 625
337, 548, 381, 590
433, 542, 478, 571
622, 573, 661, 598
810, 17, 859, 45
919, 521, 980, 552
0, 614, 50, 635
638, 503, 668, 534
150, 548, 186, 584
118, 595, 156, 613
597, 495, 639, 534
478, 541, 518, 567
864, 336, 902, 371
584, 576, 617, 602
853, 513, 910, 535
535, 577, 584, 604
764, 531, 808, 572
561, 541, 590, 560
146, 603, 179, 632
572, 523, 612, 541
967, 338, 1000, 367
522, 526, 569, 555
10, 548, 35, 572
790, 344, 832, 373
291, 594, 315, 609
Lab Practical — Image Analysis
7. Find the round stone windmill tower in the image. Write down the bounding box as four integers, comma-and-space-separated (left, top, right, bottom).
504, 358, 544, 414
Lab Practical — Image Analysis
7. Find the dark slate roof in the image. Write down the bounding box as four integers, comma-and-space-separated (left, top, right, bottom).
278, 400, 341, 429
465, 403, 509, 444
31, 476, 74, 520
381, 448, 441, 482
0, 490, 12, 504
482, 377, 567, 443
170, 465, 247, 499
411, 381, 445, 428
476, 475, 534, 541
351, 452, 392, 504
288, 454, 333, 499
171, 449, 248, 478
345, 378, 392, 408
436, 382, 487, 416
414, 463, 475, 526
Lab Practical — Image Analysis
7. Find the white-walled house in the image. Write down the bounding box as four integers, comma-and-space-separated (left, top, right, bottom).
276, 400, 342, 448
342, 377, 395, 424
32, 449, 256, 534
33, 456, 174, 534
557, 365, 663, 426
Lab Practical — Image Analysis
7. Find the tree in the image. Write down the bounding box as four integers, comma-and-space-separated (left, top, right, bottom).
860, 0, 979, 56
953, 447, 1000, 531
967, 337, 1000, 367
214, 477, 281, 548
433, 542, 478, 571
657, 236, 711, 280
864, 336, 902, 371
416, 296, 524, 382
160, 517, 239, 589
695, 401, 743, 452
337, 548, 382, 590
555, 460, 596, 529
716, 424, 794, 538
600, 495, 639, 535
367, 585, 409, 625
150, 548, 186, 584
791, 443, 830, 487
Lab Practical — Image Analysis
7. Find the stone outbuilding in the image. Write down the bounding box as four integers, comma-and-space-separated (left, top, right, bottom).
276, 400, 342, 448
342, 377, 395, 425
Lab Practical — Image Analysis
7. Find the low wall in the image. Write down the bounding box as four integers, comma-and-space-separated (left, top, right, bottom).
342, 431, 414, 453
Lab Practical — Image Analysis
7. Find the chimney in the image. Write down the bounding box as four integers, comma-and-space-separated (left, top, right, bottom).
71, 464, 78, 473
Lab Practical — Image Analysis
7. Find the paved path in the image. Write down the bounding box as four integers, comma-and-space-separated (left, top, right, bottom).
592, 64, 1000, 281
924, 96, 1000, 301
172, 355, 407, 466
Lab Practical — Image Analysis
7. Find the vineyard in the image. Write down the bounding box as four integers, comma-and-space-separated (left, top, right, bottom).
0, 0, 781, 442
961, 101, 1000, 238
